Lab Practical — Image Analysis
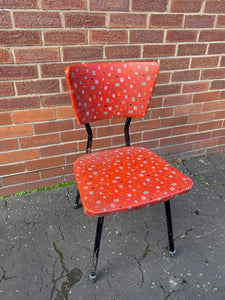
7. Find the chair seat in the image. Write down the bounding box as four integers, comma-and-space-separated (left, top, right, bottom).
74, 146, 193, 217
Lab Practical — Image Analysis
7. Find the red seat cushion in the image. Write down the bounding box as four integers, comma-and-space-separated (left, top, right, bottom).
74, 146, 193, 217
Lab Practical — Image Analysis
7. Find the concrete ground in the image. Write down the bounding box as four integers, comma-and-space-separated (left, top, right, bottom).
0, 152, 225, 300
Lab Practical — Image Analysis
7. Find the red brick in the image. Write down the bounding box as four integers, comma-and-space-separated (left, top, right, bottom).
40, 142, 77, 157
0, 124, 33, 139
44, 30, 86, 45
90, 30, 128, 44
13, 12, 61, 28
160, 58, 189, 70
0, 139, 18, 152
184, 15, 215, 28
143, 45, 175, 58
198, 120, 223, 132
20, 133, 60, 149
153, 84, 181, 96
0, 97, 39, 111
208, 43, 225, 54
172, 70, 200, 82
65, 12, 106, 28
40, 63, 69, 78
220, 91, 225, 100
15, 47, 60, 64
211, 80, 225, 90
191, 56, 219, 68
65, 153, 83, 164
193, 91, 219, 103
0, 0, 38, 8
161, 116, 188, 128
177, 44, 207, 56
151, 107, 174, 119
183, 82, 210, 94
164, 94, 193, 107
160, 136, 186, 147
86, 137, 111, 151
112, 132, 141, 146
110, 13, 147, 28
41, 94, 71, 107
42, 0, 86, 9
186, 132, 211, 142
221, 56, 225, 67
40, 165, 73, 179
166, 30, 197, 42
170, 0, 203, 12
0, 11, 12, 28
174, 104, 202, 116
158, 143, 193, 156
201, 68, 225, 80
0, 48, 13, 63
0, 113, 12, 126
16, 79, 59, 95
61, 129, 86, 142
215, 110, 225, 120
105, 45, 141, 59
0, 30, 41, 46
133, 0, 168, 12
193, 139, 218, 150
130, 30, 164, 43
97, 124, 124, 137
203, 101, 225, 112
90, 0, 129, 11
0, 82, 14, 97
0, 66, 38, 80
26, 177, 62, 191
2, 172, 40, 186
0, 149, 39, 164
13, 108, 56, 124
133, 140, 159, 150
56, 107, 74, 119
156, 72, 170, 84
217, 16, 225, 28
0, 163, 25, 177
199, 30, 225, 42
64, 174, 76, 182
218, 136, 225, 145
34, 119, 74, 135
143, 128, 171, 141
0, 184, 27, 197
206, 145, 225, 155
150, 14, 183, 28
211, 128, 225, 138
130, 120, 160, 133
172, 124, 198, 135
205, 0, 225, 13
27, 156, 64, 171
63, 46, 103, 61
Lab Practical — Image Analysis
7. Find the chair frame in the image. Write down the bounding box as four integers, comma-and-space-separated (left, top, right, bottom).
75, 117, 176, 283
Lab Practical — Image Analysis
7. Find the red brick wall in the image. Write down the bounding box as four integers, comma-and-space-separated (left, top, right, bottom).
0, 0, 225, 196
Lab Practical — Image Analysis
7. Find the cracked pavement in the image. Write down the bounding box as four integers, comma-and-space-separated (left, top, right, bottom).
0, 151, 225, 299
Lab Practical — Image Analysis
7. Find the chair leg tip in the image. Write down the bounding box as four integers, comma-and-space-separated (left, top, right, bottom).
89, 273, 97, 284
169, 249, 176, 257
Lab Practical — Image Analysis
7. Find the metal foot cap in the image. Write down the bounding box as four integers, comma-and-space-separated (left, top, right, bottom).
169, 249, 176, 257
89, 273, 96, 284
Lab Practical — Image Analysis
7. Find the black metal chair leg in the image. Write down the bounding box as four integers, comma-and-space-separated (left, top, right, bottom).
74, 189, 81, 209
89, 217, 104, 283
164, 200, 176, 257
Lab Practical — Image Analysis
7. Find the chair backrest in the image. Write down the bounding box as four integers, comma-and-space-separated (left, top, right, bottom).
65, 61, 159, 125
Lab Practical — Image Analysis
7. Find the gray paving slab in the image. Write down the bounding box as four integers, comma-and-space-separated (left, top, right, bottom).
0, 152, 225, 300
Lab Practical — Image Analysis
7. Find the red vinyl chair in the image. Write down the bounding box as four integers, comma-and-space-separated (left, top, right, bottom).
65, 61, 193, 283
